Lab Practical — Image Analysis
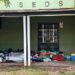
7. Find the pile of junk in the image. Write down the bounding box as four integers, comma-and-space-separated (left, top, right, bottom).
0, 49, 75, 63
31, 50, 72, 62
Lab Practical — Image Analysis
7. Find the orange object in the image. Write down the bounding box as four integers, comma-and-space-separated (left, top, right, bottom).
45, 53, 50, 56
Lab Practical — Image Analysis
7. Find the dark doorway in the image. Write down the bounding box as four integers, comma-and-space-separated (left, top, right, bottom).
38, 23, 59, 51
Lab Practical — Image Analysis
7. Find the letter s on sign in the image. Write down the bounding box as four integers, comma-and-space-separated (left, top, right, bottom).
59, 1, 63, 7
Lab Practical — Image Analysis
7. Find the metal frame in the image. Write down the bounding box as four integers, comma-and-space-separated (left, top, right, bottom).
27, 16, 31, 66
23, 16, 27, 66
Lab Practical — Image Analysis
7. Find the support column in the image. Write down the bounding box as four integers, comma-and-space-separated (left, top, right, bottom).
27, 16, 31, 66
23, 16, 27, 66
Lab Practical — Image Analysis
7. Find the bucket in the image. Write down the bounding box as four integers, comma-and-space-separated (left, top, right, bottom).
71, 54, 75, 61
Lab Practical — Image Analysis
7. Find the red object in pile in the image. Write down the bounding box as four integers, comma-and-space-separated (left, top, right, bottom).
57, 54, 63, 61
52, 54, 63, 61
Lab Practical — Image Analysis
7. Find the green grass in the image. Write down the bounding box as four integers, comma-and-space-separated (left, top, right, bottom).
0, 67, 75, 75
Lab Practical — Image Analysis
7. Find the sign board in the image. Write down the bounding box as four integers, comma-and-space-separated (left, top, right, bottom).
0, 0, 74, 11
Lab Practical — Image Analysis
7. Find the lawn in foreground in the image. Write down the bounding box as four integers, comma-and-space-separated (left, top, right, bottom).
0, 66, 75, 75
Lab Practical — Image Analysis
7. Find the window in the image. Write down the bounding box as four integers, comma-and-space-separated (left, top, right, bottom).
38, 23, 59, 51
